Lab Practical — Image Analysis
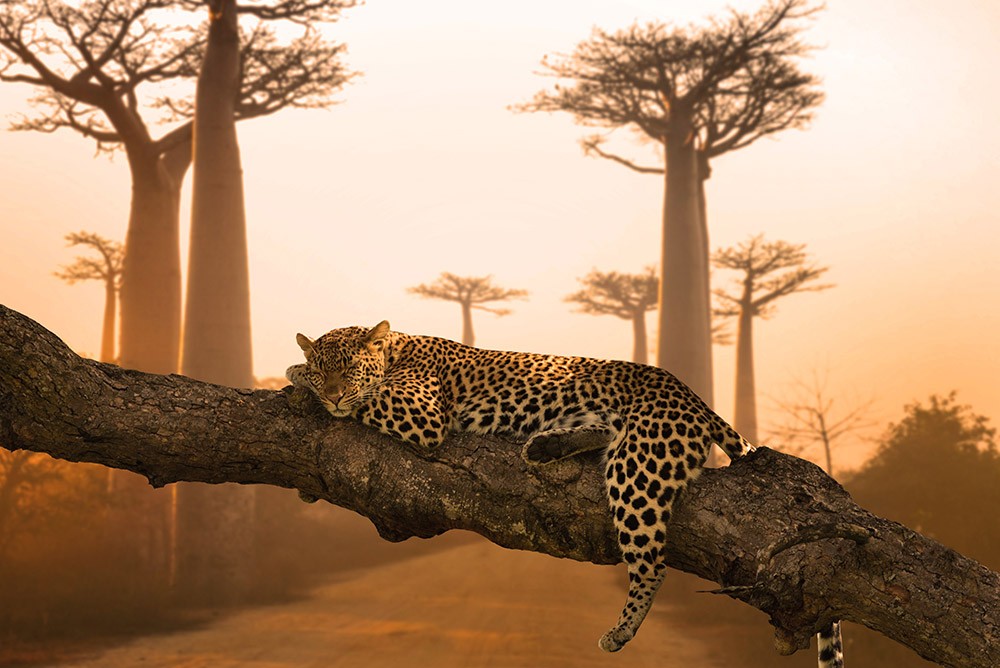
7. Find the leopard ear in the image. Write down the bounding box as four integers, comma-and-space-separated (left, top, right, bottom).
365, 320, 390, 343
296, 333, 314, 358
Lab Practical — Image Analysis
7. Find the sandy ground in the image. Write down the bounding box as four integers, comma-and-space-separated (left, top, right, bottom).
52, 517, 727, 668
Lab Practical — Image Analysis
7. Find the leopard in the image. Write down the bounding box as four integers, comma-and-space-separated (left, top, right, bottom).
286, 320, 843, 665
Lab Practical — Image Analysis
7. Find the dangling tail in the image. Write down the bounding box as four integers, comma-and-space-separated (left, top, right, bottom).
818, 621, 844, 667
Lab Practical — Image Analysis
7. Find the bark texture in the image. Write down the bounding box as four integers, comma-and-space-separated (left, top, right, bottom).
1, 304, 997, 668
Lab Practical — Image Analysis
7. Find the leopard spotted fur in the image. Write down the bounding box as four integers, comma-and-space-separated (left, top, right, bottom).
286, 321, 842, 663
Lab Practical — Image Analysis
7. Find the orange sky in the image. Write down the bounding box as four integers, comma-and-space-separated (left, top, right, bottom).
1, 0, 998, 470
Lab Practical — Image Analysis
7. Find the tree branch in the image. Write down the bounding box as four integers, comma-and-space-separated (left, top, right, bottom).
581, 135, 664, 174
0, 304, 997, 667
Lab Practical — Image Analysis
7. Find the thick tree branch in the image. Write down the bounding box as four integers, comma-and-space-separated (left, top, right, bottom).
0, 304, 997, 667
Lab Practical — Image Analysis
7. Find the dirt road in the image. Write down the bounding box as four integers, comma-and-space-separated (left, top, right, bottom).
56, 518, 726, 668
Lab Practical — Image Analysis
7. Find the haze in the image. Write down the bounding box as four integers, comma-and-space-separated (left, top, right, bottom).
1, 0, 997, 470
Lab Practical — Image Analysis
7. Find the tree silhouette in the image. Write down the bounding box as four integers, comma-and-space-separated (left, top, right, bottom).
713, 234, 830, 442
768, 370, 874, 478
848, 393, 1000, 568
565, 267, 658, 364
408, 273, 527, 346
0, 450, 66, 564
54, 231, 124, 364
1, 0, 356, 605
515, 0, 823, 407
0, 0, 355, 375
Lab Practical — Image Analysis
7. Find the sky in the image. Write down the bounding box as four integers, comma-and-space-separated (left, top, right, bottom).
1, 0, 998, 470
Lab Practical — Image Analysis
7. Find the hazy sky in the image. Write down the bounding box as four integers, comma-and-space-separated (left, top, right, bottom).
1, 0, 997, 469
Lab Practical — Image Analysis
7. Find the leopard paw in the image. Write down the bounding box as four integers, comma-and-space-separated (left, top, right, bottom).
521, 435, 564, 465
598, 625, 634, 652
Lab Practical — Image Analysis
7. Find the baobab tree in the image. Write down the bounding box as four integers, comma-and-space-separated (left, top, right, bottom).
565, 267, 658, 364
713, 235, 831, 442
1, 0, 357, 604
516, 0, 823, 407
0, 0, 355, 375
769, 370, 874, 479
53, 231, 124, 364
408, 273, 528, 346
179, 0, 357, 390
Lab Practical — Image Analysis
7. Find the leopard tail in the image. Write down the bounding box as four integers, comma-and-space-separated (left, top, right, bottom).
818, 621, 844, 667
708, 412, 755, 461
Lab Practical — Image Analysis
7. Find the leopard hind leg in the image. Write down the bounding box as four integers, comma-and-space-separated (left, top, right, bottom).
522, 425, 615, 464
522, 411, 624, 465
599, 447, 677, 651
598, 530, 669, 652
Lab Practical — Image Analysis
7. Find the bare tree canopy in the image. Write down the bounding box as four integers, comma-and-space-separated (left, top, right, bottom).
712, 234, 831, 443
514, 0, 824, 407
53, 231, 123, 285
565, 267, 658, 320
0, 304, 998, 667
565, 266, 657, 364
408, 273, 528, 346
0, 0, 356, 154
515, 0, 822, 168
408, 273, 529, 315
54, 231, 124, 363
713, 234, 831, 319
0, 0, 357, 374
769, 370, 875, 478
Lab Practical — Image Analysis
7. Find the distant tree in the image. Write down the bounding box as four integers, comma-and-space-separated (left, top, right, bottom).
0, 450, 65, 563
713, 235, 830, 442
54, 231, 124, 364
1, 0, 356, 606
516, 0, 823, 407
0, 0, 355, 374
768, 370, 874, 478
408, 273, 528, 346
848, 393, 999, 568
565, 267, 658, 364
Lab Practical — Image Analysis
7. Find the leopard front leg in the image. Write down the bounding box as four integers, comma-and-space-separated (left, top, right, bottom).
285, 364, 310, 389
355, 377, 451, 449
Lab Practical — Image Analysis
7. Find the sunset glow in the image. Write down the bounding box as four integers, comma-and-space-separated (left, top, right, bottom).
2, 0, 998, 472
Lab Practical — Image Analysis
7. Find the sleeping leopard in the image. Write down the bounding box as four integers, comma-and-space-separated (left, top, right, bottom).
286, 321, 844, 666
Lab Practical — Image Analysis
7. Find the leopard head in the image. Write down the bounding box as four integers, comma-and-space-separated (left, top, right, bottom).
293, 320, 391, 416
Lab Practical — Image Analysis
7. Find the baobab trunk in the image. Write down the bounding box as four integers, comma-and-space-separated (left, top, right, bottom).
182, 0, 253, 387
658, 118, 714, 407
631, 310, 648, 365
100, 279, 116, 364
461, 301, 475, 346
696, 158, 718, 464
112, 151, 182, 586
176, 0, 256, 605
118, 157, 182, 375
733, 306, 758, 443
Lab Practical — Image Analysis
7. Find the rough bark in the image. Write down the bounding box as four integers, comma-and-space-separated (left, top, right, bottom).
658, 127, 714, 408
1, 304, 997, 668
